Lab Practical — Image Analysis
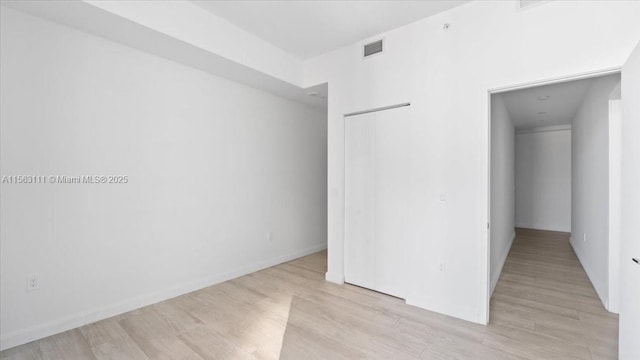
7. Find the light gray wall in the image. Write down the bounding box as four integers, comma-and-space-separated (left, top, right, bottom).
515, 128, 572, 232
490, 95, 515, 295
571, 74, 621, 308
0, 8, 327, 349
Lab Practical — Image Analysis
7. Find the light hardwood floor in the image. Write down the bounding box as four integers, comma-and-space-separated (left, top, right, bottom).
1, 228, 618, 359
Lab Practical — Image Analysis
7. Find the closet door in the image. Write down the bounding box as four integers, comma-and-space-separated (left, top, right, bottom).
344, 106, 410, 299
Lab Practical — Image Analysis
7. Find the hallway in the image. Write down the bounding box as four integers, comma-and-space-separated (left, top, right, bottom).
491, 228, 618, 359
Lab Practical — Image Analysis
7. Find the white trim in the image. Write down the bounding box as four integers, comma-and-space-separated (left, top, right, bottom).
569, 238, 608, 308
325, 271, 345, 284
0, 243, 327, 351
486, 66, 621, 326
489, 67, 621, 94
516, 124, 572, 134
608, 98, 622, 314
516, 0, 552, 12
484, 91, 492, 325
344, 102, 410, 117
490, 230, 516, 297
406, 295, 482, 325
514, 223, 571, 233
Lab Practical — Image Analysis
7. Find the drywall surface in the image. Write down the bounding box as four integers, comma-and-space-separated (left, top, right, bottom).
608, 97, 621, 314
0, 0, 324, 109
571, 74, 621, 308
85, 0, 303, 86
515, 128, 572, 232
303, 0, 640, 323
0, 8, 327, 350
619, 42, 640, 360
490, 95, 515, 295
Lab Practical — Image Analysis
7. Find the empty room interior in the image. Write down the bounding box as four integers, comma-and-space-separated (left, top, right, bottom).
1, 1, 639, 359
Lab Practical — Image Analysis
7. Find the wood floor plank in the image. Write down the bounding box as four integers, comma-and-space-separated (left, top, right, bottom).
118, 309, 204, 359
490, 228, 618, 359
483, 324, 591, 360
0, 342, 42, 360
1, 229, 618, 359
38, 329, 95, 360
79, 319, 149, 360
177, 327, 255, 360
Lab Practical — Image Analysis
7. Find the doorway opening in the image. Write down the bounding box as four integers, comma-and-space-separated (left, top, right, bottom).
488, 72, 621, 352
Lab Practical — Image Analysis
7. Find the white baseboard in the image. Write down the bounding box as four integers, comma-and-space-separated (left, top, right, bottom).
406, 295, 483, 325
490, 230, 516, 296
0, 243, 327, 351
515, 223, 570, 233
568, 238, 609, 310
325, 271, 344, 284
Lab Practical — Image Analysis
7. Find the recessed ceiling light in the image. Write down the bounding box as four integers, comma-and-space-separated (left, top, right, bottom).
537, 95, 550, 101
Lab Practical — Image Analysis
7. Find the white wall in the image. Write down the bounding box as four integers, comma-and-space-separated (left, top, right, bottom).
1, 0, 323, 109
515, 128, 572, 232
0, 8, 327, 350
619, 41, 640, 360
571, 74, 621, 309
85, 0, 304, 86
303, 0, 640, 323
490, 95, 515, 295
608, 96, 621, 314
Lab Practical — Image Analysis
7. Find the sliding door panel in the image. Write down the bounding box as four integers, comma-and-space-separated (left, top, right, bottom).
345, 106, 410, 298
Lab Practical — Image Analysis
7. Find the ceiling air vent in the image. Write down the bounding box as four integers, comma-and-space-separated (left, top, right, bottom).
363, 39, 384, 58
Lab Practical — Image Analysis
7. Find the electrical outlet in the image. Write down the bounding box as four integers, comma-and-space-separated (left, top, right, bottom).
583, 233, 587, 242
439, 263, 445, 272
267, 232, 272, 242
26, 275, 39, 292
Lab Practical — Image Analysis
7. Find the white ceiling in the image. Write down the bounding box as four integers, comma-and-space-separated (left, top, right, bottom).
500, 78, 596, 129
191, 0, 471, 59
